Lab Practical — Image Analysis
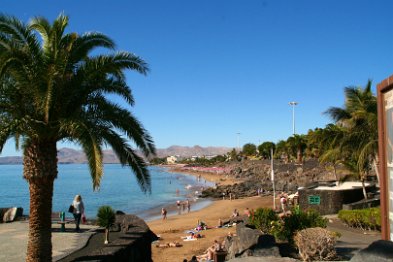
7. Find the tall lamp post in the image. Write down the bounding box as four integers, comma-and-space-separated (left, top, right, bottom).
289, 101, 298, 135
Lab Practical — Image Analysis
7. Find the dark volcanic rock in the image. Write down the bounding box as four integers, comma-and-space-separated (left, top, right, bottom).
225, 222, 280, 259
350, 240, 393, 262
71, 214, 158, 262
200, 159, 362, 200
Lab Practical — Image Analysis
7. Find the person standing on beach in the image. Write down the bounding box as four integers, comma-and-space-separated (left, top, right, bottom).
161, 208, 167, 220
186, 199, 191, 213
72, 194, 85, 232
176, 200, 181, 215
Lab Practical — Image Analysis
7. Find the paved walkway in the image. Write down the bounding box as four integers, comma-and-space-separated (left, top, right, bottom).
325, 214, 381, 260
0, 221, 98, 262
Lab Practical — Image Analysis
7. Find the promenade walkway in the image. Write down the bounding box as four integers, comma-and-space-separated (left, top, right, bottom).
0, 221, 98, 262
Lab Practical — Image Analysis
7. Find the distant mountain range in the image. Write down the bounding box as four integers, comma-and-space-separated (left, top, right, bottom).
0, 146, 232, 165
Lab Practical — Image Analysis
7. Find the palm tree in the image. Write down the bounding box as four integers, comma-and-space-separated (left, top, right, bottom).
0, 14, 155, 261
258, 141, 276, 159
97, 206, 116, 244
325, 80, 377, 198
275, 140, 289, 163
286, 134, 307, 163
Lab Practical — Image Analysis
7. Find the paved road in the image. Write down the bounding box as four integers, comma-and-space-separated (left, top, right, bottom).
0, 221, 97, 262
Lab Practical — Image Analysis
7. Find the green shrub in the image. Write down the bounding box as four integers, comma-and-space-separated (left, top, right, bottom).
273, 207, 327, 243
338, 208, 381, 231
97, 206, 116, 244
249, 208, 278, 234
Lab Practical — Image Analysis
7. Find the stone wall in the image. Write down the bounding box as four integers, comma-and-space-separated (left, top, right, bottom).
298, 187, 368, 215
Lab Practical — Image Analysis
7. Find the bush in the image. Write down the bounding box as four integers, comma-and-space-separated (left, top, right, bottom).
272, 207, 327, 243
97, 206, 116, 229
338, 208, 381, 231
294, 227, 338, 261
249, 208, 278, 234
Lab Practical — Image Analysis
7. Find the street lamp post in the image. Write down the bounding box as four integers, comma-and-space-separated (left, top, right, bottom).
289, 101, 298, 135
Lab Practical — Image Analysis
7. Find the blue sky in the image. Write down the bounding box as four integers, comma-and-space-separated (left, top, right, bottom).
1, 0, 393, 156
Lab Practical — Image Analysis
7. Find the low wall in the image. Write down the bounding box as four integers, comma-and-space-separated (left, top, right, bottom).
298, 186, 374, 215
71, 214, 157, 262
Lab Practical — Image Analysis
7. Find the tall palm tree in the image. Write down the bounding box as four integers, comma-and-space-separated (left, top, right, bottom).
0, 14, 155, 262
325, 80, 377, 197
308, 124, 348, 180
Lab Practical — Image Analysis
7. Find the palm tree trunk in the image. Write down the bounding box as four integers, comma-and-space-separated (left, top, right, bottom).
297, 148, 302, 163
24, 140, 57, 262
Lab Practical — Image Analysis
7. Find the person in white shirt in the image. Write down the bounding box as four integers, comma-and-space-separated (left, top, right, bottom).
72, 194, 85, 231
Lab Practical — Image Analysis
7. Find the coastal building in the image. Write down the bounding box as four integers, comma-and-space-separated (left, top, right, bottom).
377, 74, 393, 241
166, 155, 178, 164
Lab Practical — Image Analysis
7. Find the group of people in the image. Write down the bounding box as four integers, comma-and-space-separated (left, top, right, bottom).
177, 199, 191, 214
161, 199, 192, 221
221, 188, 234, 200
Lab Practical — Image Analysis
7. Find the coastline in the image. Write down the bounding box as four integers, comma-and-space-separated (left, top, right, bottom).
137, 165, 220, 222
163, 164, 241, 186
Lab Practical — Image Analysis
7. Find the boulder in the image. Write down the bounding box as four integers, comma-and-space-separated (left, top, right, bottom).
3, 207, 18, 223
236, 223, 263, 252
225, 223, 280, 259
350, 240, 393, 262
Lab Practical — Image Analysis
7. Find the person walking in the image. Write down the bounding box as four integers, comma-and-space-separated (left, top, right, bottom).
186, 199, 191, 213
72, 194, 85, 232
161, 208, 167, 220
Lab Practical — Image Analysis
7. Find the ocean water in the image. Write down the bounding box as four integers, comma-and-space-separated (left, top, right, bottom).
0, 164, 213, 220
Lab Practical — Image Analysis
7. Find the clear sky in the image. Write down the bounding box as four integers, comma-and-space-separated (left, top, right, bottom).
1, 0, 393, 156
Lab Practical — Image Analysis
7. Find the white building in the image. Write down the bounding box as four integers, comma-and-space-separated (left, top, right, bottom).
166, 156, 178, 164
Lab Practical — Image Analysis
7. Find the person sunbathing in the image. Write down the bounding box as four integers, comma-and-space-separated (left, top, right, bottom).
182, 232, 203, 240
156, 241, 182, 248
196, 240, 222, 261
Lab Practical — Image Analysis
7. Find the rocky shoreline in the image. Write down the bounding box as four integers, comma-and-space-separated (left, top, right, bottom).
170, 159, 346, 200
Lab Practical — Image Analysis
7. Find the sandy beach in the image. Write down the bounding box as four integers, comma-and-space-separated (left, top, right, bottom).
148, 166, 272, 261
148, 195, 273, 262
168, 165, 242, 186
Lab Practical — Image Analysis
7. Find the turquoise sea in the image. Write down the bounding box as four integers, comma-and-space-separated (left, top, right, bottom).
0, 164, 213, 220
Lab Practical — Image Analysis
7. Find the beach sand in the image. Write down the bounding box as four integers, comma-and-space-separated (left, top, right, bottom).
147, 166, 272, 261
168, 166, 243, 186
148, 195, 274, 262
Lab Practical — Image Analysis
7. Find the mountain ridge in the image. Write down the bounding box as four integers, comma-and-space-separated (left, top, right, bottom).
0, 145, 232, 164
